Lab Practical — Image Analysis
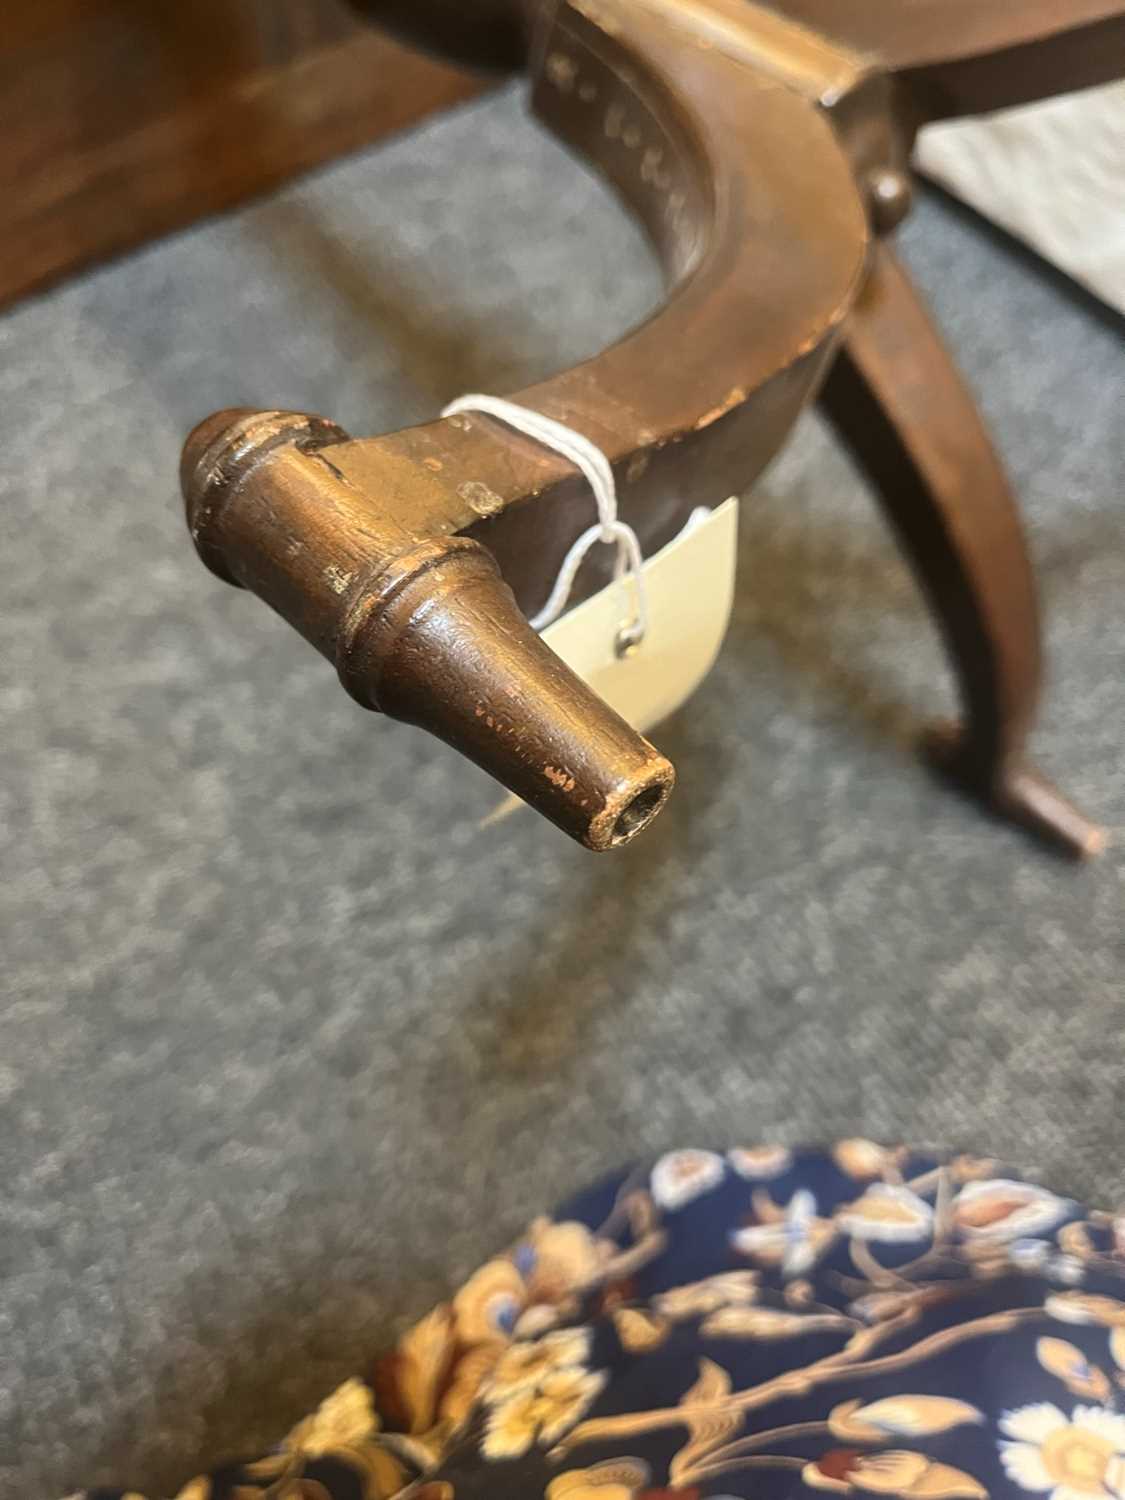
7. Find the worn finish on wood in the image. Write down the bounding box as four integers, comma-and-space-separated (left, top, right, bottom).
183, 0, 1121, 852
0, 0, 484, 309
182, 408, 675, 850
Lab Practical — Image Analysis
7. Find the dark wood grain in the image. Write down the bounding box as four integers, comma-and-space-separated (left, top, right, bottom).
0, 0, 486, 309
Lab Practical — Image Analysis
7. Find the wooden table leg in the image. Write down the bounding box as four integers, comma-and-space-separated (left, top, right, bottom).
819, 240, 1103, 855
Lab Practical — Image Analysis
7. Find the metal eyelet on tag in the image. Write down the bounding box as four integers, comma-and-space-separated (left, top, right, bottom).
481, 497, 740, 828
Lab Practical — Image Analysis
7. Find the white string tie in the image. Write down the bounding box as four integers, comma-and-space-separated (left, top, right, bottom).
441, 394, 649, 650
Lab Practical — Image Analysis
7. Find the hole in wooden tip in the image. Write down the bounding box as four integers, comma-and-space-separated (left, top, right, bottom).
611, 783, 666, 845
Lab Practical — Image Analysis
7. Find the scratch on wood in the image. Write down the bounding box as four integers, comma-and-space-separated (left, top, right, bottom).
604, 103, 626, 139
458, 480, 505, 516
546, 52, 577, 92
694, 386, 746, 429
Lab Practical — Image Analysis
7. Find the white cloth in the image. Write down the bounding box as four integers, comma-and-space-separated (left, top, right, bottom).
916, 81, 1125, 315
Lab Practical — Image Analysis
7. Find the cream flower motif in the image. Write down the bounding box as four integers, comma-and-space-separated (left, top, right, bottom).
805, 1449, 985, 1496
284, 1376, 379, 1455
829, 1395, 983, 1441
515, 1219, 608, 1306
452, 1257, 527, 1345
612, 1306, 670, 1352
1038, 1338, 1113, 1402
1059, 1222, 1097, 1259
487, 1328, 592, 1399
547, 1459, 649, 1500
1052, 1255, 1086, 1287
655, 1271, 760, 1319
1012, 1239, 1054, 1272
953, 1179, 1072, 1242
835, 1184, 934, 1243
731, 1188, 836, 1277
483, 1366, 607, 1459
650, 1149, 726, 1210
849, 1287, 932, 1324
833, 1139, 902, 1181
516, 1303, 568, 1339
701, 1304, 851, 1339
1000, 1402, 1125, 1499
453, 1219, 606, 1346
728, 1145, 793, 1180
1048, 1293, 1125, 1328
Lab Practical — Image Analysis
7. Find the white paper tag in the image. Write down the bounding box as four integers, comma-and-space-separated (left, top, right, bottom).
482, 496, 739, 826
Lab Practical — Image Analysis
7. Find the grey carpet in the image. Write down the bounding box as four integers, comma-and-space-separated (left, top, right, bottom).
2, 83, 1124, 1499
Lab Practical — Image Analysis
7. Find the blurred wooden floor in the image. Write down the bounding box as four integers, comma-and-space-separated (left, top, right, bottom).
1, 0, 485, 308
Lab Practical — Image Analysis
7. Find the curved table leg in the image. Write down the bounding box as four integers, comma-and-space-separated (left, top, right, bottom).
818, 240, 1103, 856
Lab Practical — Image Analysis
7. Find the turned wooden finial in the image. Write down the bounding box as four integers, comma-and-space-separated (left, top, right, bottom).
182, 408, 674, 851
